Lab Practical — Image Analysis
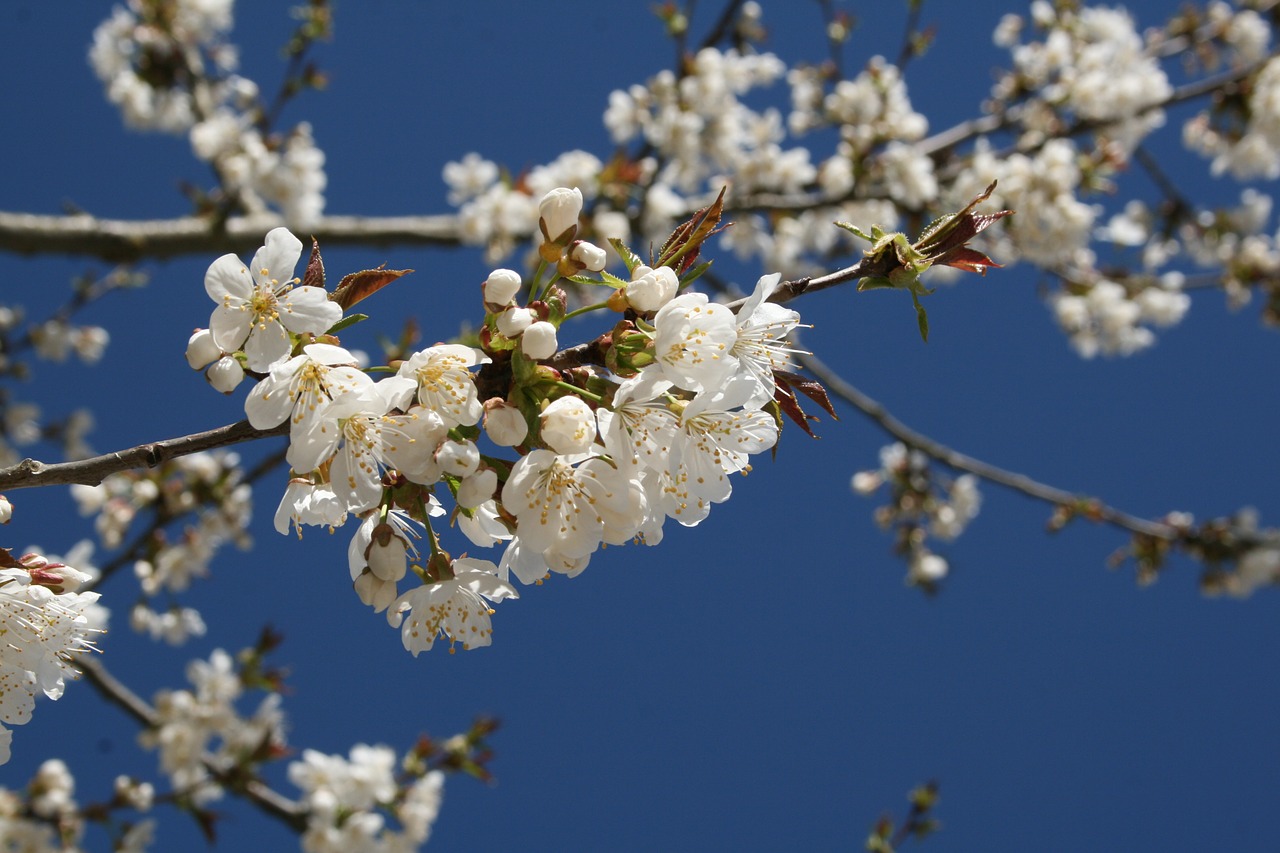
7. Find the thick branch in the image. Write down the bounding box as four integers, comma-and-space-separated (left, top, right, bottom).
799, 350, 1177, 540
0, 211, 463, 262
78, 656, 307, 832
0, 420, 287, 492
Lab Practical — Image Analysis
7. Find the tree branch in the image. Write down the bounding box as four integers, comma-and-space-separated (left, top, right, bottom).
0, 420, 287, 492
798, 350, 1178, 540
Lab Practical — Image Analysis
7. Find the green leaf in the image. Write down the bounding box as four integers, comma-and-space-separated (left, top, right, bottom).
680, 259, 713, 288
326, 313, 369, 335
600, 269, 629, 290
911, 290, 929, 342
834, 220, 875, 243
608, 238, 643, 276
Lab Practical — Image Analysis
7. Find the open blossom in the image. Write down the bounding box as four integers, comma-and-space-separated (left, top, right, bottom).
671, 376, 779, 506
205, 228, 342, 372
502, 450, 647, 562
394, 345, 488, 427
0, 560, 101, 764
388, 559, 518, 654
653, 293, 739, 392
245, 343, 372, 439
731, 272, 804, 407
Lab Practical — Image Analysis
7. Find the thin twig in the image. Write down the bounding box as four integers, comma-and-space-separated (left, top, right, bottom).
798, 350, 1177, 540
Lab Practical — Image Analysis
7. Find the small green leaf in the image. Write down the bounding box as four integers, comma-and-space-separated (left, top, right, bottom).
834, 220, 875, 243
326, 313, 369, 335
600, 269, 629, 289
608, 238, 643, 276
680, 259, 714, 288
912, 290, 929, 342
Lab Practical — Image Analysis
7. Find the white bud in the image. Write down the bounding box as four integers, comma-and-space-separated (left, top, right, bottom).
521, 321, 559, 360
571, 241, 607, 272
367, 528, 408, 582
484, 400, 529, 447
626, 265, 679, 313
436, 439, 480, 477
910, 552, 948, 582
354, 571, 398, 612
497, 306, 534, 337
185, 328, 221, 370
207, 356, 245, 393
457, 468, 498, 509
540, 396, 598, 455
484, 268, 522, 307
851, 471, 882, 495
539, 187, 583, 241
0, 495, 11, 524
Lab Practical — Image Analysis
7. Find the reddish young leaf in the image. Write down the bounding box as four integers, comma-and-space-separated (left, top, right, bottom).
0, 547, 22, 569
332, 265, 413, 311
775, 369, 838, 420
301, 238, 325, 290
773, 381, 819, 439
934, 246, 1002, 275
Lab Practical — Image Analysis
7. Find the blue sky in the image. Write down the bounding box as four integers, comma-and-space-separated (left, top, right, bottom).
2, 1, 1279, 850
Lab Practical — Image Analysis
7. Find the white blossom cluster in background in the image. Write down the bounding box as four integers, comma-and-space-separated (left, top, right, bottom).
184, 186, 804, 655
290, 744, 444, 853
139, 648, 284, 807
852, 443, 983, 587
71, 450, 251, 647
0, 760, 155, 852
90, 0, 327, 228
0, 553, 103, 764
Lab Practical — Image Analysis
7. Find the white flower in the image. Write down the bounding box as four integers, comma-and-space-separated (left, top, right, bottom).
521, 321, 559, 360
274, 479, 347, 536
388, 559, 518, 654
497, 306, 535, 337
244, 343, 372, 440
395, 344, 488, 427
653, 293, 739, 392
597, 367, 679, 472
731, 272, 804, 408
502, 451, 647, 560
540, 396, 598, 455
204, 228, 342, 372
671, 376, 779, 505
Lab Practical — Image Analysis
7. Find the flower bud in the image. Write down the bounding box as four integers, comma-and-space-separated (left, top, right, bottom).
626, 265, 679, 313
457, 468, 498, 509
185, 328, 221, 370
497, 306, 534, 338
484, 268, 522, 308
540, 395, 597, 455
851, 471, 882, 495
521, 321, 559, 360
539, 187, 582, 243
207, 356, 245, 393
571, 240, 607, 272
436, 439, 480, 477
354, 570, 398, 612
0, 495, 11, 524
484, 400, 529, 447
367, 524, 409, 582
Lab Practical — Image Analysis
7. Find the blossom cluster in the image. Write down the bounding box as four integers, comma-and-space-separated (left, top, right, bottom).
186, 188, 808, 654
90, 0, 327, 227
0, 552, 102, 764
290, 744, 444, 853
852, 443, 983, 588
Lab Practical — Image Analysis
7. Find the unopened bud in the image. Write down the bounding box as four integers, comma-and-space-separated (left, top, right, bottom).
207, 356, 245, 393
540, 395, 598, 455
457, 468, 498, 509
539, 187, 583, 244
436, 439, 480, 477
354, 571, 398, 612
185, 329, 221, 370
484, 268, 522, 308
0, 495, 11, 524
571, 240, 607, 272
484, 400, 529, 447
497, 306, 534, 338
521, 321, 559, 360
626, 265, 679, 313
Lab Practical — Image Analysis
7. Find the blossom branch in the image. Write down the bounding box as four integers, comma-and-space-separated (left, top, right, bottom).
798, 350, 1177, 541
77, 656, 307, 832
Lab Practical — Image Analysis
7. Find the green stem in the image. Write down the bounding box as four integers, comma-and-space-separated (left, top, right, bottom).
554, 381, 605, 405
526, 259, 548, 303
562, 300, 612, 322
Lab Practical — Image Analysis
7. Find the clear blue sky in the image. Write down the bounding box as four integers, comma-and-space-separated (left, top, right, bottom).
2, 2, 1279, 850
